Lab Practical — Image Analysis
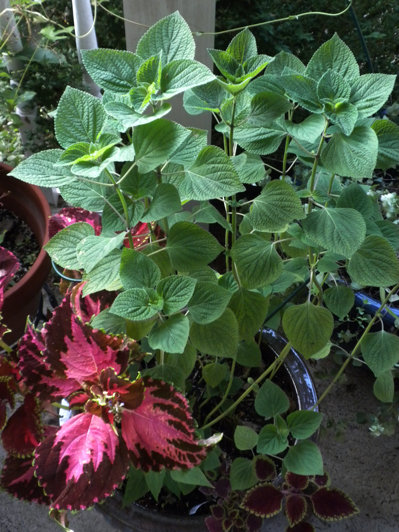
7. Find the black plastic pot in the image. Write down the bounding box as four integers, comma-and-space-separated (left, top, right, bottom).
96, 329, 318, 532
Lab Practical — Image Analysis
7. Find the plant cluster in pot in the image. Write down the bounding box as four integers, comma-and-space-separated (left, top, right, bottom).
1, 11, 399, 532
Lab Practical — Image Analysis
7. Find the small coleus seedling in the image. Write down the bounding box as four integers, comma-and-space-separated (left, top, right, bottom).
0, 283, 206, 519
206, 456, 358, 532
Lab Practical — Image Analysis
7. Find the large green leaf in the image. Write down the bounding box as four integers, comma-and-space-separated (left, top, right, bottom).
229, 458, 258, 491
156, 275, 197, 315
323, 285, 354, 319
348, 235, 399, 287
227, 28, 257, 63
325, 102, 358, 136
336, 183, 376, 219
257, 424, 288, 455
266, 51, 305, 75
350, 74, 396, 118
229, 288, 269, 340
317, 69, 351, 103
111, 287, 163, 321
76, 232, 126, 273
373, 371, 394, 403
231, 153, 266, 184
231, 234, 283, 289
320, 126, 378, 179
141, 183, 181, 222
148, 314, 189, 354
9, 150, 74, 187
82, 249, 122, 295
81, 48, 142, 93
188, 281, 232, 324
282, 302, 334, 357
159, 59, 215, 98
280, 74, 323, 113
248, 179, 305, 232
283, 441, 323, 476
372, 119, 399, 170
136, 12, 195, 63
306, 33, 359, 82
287, 411, 323, 440
167, 221, 223, 270
44, 222, 94, 269
55, 87, 106, 148
119, 248, 161, 289
233, 124, 286, 155
245, 92, 292, 126
283, 115, 325, 143
136, 53, 162, 86
234, 425, 258, 451
133, 119, 190, 173
104, 101, 172, 130
190, 308, 239, 358
361, 331, 399, 377
255, 379, 290, 419
171, 467, 212, 487
183, 80, 227, 115
302, 207, 366, 258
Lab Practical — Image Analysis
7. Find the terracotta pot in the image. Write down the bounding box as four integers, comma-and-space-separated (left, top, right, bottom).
1, 162, 51, 343
96, 329, 318, 532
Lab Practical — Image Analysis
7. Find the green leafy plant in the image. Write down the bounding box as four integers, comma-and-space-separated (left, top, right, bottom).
2, 10, 399, 531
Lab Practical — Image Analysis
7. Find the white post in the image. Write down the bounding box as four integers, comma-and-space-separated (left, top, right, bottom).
71, 0, 101, 97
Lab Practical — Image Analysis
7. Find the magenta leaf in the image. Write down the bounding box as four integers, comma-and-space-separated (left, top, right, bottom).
48, 207, 101, 239
285, 472, 309, 490
311, 487, 359, 521
34, 412, 129, 510
241, 483, 284, 518
121, 377, 206, 471
286, 522, 315, 532
0, 246, 19, 310
254, 455, 276, 481
1, 454, 49, 504
2, 394, 43, 456
124, 222, 150, 248
285, 494, 308, 527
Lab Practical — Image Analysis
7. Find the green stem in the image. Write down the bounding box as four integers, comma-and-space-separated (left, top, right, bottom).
327, 173, 336, 196
203, 359, 237, 425
0, 339, 12, 354
308, 120, 328, 195
106, 169, 134, 248
201, 341, 292, 431
316, 283, 399, 407
281, 135, 291, 180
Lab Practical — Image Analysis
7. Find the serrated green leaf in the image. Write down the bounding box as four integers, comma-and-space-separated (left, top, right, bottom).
255, 379, 290, 419
159, 59, 215, 98
350, 73, 396, 118
231, 234, 283, 289
361, 331, 399, 377
82, 249, 122, 295
317, 69, 351, 103
148, 314, 189, 354
283, 114, 325, 143
231, 152, 266, 184
202, 362, 229, 388
376, 220, 399, 251
81, 48, 142, 93
248, 179, 305, 232
44, 222, 94, 269
111, 287, 163, 321
76, 232, 126, 273
9, 150, 74, 187
55, 87, 106, 148
257, 424, 288, 455
266, 51, 305, 75
246, 91, 292, 126
104, 101, 171, 130
326, 102, 358, 136
167, 221, 223, 270
227, 28, 257, 63
190, 308, 239, 358
233, 123, 286, 155
137, 12, 195, 63
302, 207, 366, 258
336, 183, 376, 219
141, 183, 181, 222
229, 288, 269, 340
170, 467, 212, 487
156, 275, 197, 315
237, 339, 262, 367
283, 441, 323, 476
306, 33, 359, 82
188, 281, 232, 324
323, 286, 354, 319
280, 74, 323, 113
234, 425, 259, 451
372, 119, 399, 170
120, 248, 161, 289
133, 119, 190, 173
348, 235, 399, 287
91, 309, 127, 335
373, 371, 394, 403
321, 126, 378, 179
230, 458, 258, 490
282, 302, 334, 357
208, 48, 240, 82
287, 411, 323, 440
183, 80, 227, 115
136, 53, 162, 86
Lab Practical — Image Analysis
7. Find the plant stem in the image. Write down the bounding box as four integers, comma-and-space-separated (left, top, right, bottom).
0, 338, 12, 354
106, 169, 134, 248
203, 359, 236, 425
316, 283, 399, 407
201, 341, 292, 431
308, 120, 328, 197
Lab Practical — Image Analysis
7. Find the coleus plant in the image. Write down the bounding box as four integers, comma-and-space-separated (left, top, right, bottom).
4, 9, 399, 531
0, 247, 19, 343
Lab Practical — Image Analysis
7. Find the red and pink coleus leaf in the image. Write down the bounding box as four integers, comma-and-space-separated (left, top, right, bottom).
1, 454, 50, 504
285, 472, 309, 491
310, 487, 359, 521
286, 494, 308, 527
2, 394, 44, 456
48, 207, 101, 239
0, 246, 19, 309
124, 222, 150, 249
121, 377, 206, 471
241, 483, 284, 518
286, 522, 315, 532
34, 412, 129, 510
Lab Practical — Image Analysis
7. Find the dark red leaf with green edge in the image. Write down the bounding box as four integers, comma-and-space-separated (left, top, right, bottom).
254, 455, 277, 481
311, 487, 359, 521
34, 412, 129, 510
312, 473, 329, 487
286, 494, 308, 527
205, 515, 223, 532
211, 504, 225, 519
18, 323, 52, 395
71, 283, 116, 323
121, 377, 206, 471
48, 207, 101, 239
222, 517, 233, 530
1, 454, 49, 504
0, 247, 19, 310
285, 472, 309, 490
286, 522, 315, 532
241, 483, 284, 518
214, 477, 231, 498
0, 357, 18, 407
2, 394, 44, 456
246, 513, 263, 531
